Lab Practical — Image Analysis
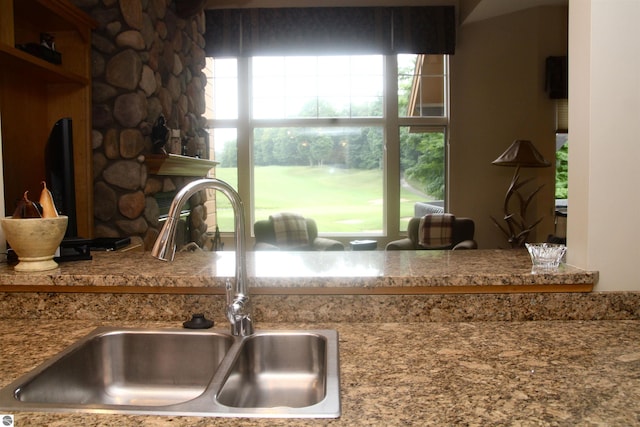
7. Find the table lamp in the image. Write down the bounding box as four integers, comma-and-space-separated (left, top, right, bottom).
490, 139, 550, 248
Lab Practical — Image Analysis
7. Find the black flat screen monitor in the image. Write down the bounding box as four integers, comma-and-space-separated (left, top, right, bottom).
45, 118, 77, 238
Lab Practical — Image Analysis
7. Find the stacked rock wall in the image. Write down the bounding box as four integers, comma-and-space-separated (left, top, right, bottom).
73, 0, 209, 250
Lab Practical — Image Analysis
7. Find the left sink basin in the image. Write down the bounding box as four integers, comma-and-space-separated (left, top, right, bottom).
6, 327, 234, 407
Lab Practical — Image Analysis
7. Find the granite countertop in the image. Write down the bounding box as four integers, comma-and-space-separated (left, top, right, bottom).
0, 319, 638, 426
0, 249, 597, 292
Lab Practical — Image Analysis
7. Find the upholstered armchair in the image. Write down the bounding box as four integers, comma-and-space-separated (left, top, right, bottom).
254, 213, 345, 251
386, 214, 477, 250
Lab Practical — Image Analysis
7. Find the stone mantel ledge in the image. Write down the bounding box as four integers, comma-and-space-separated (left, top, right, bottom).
0, 249, 597, 294
144, 153, 219, 176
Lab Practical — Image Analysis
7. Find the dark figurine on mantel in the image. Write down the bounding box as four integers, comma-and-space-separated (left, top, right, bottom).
152, 115, 169, 155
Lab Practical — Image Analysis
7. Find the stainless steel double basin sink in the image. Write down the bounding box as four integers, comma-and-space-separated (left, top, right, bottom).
0, 327, 340, 418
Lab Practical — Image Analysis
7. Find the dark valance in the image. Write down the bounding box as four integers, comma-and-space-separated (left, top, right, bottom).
204, 6, 456, 57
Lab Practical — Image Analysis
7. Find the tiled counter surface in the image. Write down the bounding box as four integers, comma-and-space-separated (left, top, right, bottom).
1, 319, 638, 426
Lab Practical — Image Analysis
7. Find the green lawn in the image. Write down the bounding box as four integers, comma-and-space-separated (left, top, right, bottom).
213, 166, 427, 233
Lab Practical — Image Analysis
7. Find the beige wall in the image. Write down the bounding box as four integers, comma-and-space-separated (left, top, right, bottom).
450, 6, 568, 249
568, 0, 640, 291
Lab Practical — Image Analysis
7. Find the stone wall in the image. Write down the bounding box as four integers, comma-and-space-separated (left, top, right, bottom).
73, 0, 209, 250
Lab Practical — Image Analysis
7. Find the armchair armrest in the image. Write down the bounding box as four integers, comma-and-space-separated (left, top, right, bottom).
452, 239, 478, 250
385, 238, 415, 250
311, 237, 345, 251
254, 242, 280, 251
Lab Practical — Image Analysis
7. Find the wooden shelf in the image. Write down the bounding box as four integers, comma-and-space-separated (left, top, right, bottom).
16, 0, 98, 37
145, 154, 218, 177
0, 0, 96, 238
0, 42, 88, 84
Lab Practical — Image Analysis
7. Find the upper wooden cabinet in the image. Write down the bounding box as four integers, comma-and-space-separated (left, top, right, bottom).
0, 0, 96, 237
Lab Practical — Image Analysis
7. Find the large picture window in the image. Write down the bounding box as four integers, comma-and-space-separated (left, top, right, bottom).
205, 54, 448, 238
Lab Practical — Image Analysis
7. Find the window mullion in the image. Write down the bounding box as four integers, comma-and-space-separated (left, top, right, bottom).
384, 55, 400, 237
208, 53, 452, 241
236, 57, 253, 239
444, 55, 451, 210
397, 117, 448, 127
251, 118, 385, 128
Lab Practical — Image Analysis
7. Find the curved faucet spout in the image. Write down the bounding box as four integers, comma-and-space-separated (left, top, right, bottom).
151, 178, 253, 336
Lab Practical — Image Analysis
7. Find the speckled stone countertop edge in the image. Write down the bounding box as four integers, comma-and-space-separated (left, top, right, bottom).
0, 249, 598, 290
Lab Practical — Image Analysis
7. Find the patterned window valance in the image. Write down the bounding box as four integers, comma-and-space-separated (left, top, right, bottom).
204, 6, 455, 57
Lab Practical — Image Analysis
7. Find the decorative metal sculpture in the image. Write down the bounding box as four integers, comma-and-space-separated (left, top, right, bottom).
490, 140, 550, 248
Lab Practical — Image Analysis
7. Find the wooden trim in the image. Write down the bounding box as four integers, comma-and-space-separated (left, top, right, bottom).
0, 0, 14, 46
0, 283, 593, 295
252, 284, 594, 295
0, 285, 223, 294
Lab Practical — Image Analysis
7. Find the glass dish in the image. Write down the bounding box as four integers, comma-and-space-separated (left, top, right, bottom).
525, 242, 567, 271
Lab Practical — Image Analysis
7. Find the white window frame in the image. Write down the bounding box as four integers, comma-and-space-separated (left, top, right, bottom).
206, 54, 449, 243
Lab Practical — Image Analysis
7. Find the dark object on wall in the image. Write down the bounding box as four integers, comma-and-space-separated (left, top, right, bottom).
152, 115, 169, 154
205, 6, 455, 57
545, 56, 568, 99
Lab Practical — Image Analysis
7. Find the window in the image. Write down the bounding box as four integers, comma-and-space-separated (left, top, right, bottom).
252, 56, 383, 119
205, 54, 448, 237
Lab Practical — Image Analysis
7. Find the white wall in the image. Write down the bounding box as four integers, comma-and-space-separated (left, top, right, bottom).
568, 0, 640, 291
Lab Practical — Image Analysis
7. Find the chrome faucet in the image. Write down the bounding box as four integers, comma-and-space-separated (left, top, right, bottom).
151, 178, 253, 336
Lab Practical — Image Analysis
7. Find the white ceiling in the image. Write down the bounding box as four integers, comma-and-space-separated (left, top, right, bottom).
462, 0, 568, 24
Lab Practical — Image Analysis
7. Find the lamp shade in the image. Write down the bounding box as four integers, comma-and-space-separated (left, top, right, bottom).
492, 140, 551, 168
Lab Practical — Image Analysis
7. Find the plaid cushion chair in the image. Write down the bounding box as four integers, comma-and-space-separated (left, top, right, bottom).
386, 214, 477, 251
253, 213, 345, 251
270, 212, 310, 248
418, 213, 455, 249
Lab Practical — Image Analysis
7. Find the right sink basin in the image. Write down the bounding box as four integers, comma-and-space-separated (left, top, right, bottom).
217, 332, 331, 409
